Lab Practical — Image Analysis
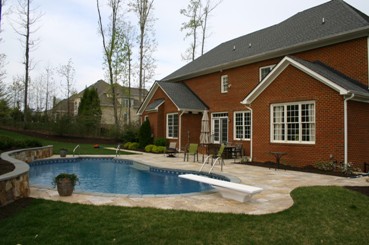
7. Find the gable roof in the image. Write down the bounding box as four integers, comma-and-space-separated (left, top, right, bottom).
162, 0, 369, 82
137, 81, 208, 115
242, 56, 369, 105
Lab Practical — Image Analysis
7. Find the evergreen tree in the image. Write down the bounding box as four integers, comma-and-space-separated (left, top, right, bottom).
77, 87, 102, 135
138, 119, 152, 148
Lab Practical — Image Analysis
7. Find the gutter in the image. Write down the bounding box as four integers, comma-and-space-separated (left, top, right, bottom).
344, 93, 355, 169
178, 110, 186, 152
243, 105, 253, 161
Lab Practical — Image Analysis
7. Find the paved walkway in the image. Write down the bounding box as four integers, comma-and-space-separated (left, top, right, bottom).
30, 152, 369, 215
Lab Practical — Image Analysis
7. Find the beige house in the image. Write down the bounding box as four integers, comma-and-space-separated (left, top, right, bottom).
53, 80, 148, 128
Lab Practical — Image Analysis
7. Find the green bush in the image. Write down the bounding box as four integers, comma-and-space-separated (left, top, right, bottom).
151, 145, 165, 153
123, 142, 131, 149
0, 136, 42, 150
154, 138, 167, 146
145, 144, 155, 152
128, 142, 139, 150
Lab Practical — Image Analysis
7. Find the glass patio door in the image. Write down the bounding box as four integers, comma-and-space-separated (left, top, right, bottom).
212, 113, 228, 144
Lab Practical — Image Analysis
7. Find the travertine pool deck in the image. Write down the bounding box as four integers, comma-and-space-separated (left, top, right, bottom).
30, 152, 369, 215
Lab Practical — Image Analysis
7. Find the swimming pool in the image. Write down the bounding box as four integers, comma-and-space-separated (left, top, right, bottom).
29, 157, 225, 195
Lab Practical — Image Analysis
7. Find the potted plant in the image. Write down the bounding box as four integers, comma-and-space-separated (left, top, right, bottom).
53, 173, 79, 196
60, 148, 68, 157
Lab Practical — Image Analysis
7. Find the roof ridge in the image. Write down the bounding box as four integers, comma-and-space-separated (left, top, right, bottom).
337, 0, 369, 25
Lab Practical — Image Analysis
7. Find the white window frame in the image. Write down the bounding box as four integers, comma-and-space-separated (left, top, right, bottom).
259, 65, 275, 81
221, 75, 229, 93
233, 111, 251, 140
270, 101, 315, 144
166, 113, 178, 139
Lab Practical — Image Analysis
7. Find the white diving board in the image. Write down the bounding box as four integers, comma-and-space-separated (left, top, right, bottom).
179, 174, 263, 202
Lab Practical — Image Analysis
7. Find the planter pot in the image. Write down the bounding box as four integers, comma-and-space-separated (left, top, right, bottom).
60, 149, 67, 157
57, 178, 75, 196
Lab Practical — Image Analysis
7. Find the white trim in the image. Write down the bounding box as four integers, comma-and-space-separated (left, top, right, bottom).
270, 101, 316, 144
233, 111, 251, 141
242, 56, 350, 105
221, 75, 229, 93
166, 113, 179, 139
211, 112, 229, 144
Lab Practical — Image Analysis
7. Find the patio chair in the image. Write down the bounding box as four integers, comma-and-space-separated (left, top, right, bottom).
233, 143, 243, 162
165, 142, 177, 157
184, 143, 199, 162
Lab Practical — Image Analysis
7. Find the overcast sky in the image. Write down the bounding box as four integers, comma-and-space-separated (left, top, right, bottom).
1, 0, 369, 95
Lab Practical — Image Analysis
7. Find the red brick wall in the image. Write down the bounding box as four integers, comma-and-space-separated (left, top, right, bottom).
348, 101, 369, 167
296, 38, 368, 86
251, 66, 345, 166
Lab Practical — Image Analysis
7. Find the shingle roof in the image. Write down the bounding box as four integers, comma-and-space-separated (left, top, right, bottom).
290, 57, 369, 96
162, 0, 369, 82
146, 99, 165, 111
157, 81, 208, 111
242, 56, 369, 105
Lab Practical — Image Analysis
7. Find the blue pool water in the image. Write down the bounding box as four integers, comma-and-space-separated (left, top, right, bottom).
29, 158, 215, 195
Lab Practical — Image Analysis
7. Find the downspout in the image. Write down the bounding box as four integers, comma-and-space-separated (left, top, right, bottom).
344, 93, 354, 169
244, 105, 253, 161
178, 110, 186, 152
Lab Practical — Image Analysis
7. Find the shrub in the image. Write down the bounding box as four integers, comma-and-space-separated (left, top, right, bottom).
128, 142, 139, 150
145, 144, 155, 152
121, 123, 140, 143
154, 138, 167, 146
123, 142, 131, 149
151, 145, 165, 153
138, 119, 153, 148
0, 136, 42, 150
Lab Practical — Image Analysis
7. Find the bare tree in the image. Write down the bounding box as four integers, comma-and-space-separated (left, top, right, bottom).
0, 0, 4, 29
200, 0, 222, 55
180, 0, 202, 61
180, 0, 222, 60
97, 0, 124, 129
0, 0, 7, 90
8, 75, 25, 109
58, 58, 75, 117
12, 0, 42, 124
43, 63, 55, 113
129, 0, 156, 103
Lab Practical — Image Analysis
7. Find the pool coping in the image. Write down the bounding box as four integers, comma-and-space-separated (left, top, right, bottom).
28, 153, 369, 215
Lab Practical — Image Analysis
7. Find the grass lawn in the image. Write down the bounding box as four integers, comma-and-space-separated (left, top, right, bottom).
0, 186, 368, 244
0, 129, 131, 155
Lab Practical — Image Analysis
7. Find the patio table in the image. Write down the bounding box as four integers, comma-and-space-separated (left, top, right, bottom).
270, 152, 287, 170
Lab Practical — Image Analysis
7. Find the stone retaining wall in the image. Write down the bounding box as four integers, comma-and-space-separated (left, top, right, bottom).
0, 146, 53, 206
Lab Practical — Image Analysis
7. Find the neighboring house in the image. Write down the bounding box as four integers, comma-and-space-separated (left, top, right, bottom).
53, 80, 148, 127
138, 0, 369, 168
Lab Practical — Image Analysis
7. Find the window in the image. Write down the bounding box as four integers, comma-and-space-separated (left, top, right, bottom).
271, 102, 315, 144
167, 113, 178, 138
259, 65, 275, 81
221, 75, 228, 93
234, 111, 251, 140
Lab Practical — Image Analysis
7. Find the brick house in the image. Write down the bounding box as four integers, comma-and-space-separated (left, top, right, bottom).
138, 0, 369, 168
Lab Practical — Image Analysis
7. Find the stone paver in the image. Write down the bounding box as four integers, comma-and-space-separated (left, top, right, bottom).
30, 152, 369, 214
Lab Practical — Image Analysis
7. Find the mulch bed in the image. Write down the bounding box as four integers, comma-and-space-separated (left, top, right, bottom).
236, 161, 358, 177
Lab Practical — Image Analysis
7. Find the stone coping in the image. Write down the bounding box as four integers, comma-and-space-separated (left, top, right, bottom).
0, 146, 53, 181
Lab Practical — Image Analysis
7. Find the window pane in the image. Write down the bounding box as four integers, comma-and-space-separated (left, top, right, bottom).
272, 102, 315, 143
